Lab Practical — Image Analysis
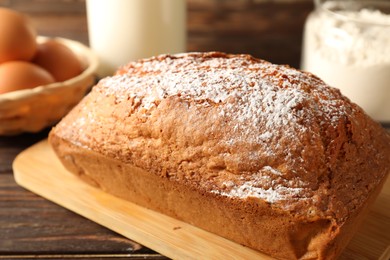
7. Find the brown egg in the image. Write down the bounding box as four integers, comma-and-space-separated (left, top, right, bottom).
33, 40, 83, 82
0, 61, 55, 94
0, 8, 37, 63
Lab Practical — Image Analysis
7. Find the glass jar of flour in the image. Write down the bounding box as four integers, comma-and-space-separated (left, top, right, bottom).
301, 0, 390, 122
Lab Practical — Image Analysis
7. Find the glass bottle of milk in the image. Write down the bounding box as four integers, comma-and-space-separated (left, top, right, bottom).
301, 0, 390, 122
86, 0, 186, 77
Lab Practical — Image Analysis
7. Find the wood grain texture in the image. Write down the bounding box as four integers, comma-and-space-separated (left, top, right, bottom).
187, 0, 313, 68
1, 1, 388, 258
13, 140, 274, 260
0, 175, 161, 256
0, 132, 164, 258
13, 140, 390, 260
0, 129, 49, 173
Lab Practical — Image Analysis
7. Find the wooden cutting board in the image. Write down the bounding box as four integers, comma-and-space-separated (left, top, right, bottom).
13, 140, 390, 260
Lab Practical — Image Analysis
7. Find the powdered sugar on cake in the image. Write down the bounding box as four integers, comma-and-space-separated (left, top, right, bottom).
96, 52, 351, 204
215, 181, 306, 203
102, 53, 345, 131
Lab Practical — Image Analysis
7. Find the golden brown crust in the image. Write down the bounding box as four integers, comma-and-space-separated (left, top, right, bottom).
49, 52, 390, 259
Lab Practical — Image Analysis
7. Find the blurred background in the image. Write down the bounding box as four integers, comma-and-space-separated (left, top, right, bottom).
0, 0, 313, 69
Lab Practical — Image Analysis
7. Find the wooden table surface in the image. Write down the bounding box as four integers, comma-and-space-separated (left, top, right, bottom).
1, 129, 164, 259
1, 0, 389, 259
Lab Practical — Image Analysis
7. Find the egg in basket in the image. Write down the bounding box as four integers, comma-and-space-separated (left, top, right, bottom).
0, 8, 98, 135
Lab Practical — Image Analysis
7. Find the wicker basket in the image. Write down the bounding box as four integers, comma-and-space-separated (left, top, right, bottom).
0, 36, 98, 135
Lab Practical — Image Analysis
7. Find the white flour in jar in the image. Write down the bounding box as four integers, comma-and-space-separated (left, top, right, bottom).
301, 4, 390, 121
